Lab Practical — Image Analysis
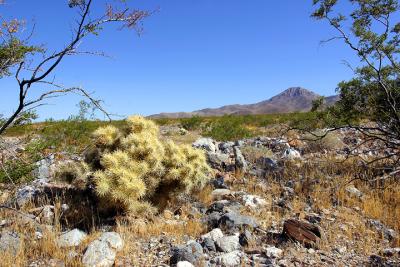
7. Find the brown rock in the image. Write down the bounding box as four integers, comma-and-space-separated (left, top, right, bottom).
282, 219, 323, 248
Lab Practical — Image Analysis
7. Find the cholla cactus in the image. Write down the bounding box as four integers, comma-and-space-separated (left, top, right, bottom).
92, 125, 121, 148
90, 115, 211, 215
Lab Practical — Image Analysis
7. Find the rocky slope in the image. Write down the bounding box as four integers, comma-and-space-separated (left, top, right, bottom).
150, 87, 339, 118
0, 127, 399, 266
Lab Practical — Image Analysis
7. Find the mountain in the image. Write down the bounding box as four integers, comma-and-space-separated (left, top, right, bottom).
150, 87, 339, 118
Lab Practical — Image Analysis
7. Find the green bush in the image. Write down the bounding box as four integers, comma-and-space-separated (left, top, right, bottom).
180, 116, 203, 131
203, 115, 255, 141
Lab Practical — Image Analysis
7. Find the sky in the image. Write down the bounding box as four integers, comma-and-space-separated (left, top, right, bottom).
0, 0, 361, 120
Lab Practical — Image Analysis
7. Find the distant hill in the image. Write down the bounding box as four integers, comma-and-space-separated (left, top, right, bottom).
150, 87, 339, 118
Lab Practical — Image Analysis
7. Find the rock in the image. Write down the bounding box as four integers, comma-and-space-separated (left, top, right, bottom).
33, 155, 55, 180
98, 232, 124, 251
207, 152, 231, 170
40, 205, 55, 225
214, 250, 242, 267
177, 261, 194, 267
346, 186, 363, 198
282, 219, 323, 248
202, 237, 216, 252
305, 213, 322, 224
218, 212, 258, 233
211, 189, 233, 201
264, 246, 283, 258
202, 228, 224, 242
242, 194, 267, 208
207, 200, 241, 214
204, 212, 223, 229
215, 235, 241, 253
281, 148, 301, 160
170, 241, 204, 265
256, 157, 278, 171
234, 147, 247, 172
15, 185, 40, 207
381, 247, 400, 257
212, 175, 229, 189
239, 230, 252, 247
193, 138, 217, 153
367, 219, 397, 241
57, 229, 87, 248
82, 240, 116, 267
219, 142, 235, 154
0, 230, 20, 255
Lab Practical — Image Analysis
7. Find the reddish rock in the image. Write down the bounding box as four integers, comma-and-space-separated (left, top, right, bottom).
282, 219, 323, 248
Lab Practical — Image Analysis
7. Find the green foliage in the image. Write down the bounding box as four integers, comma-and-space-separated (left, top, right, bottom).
180, 116, 203, 131
311, 96, 325, 112
0, 37, 42, 78
13, 110, 38, 126
0, 139, 48, 183
64, 115, 211, 215
203, 115, 256, 141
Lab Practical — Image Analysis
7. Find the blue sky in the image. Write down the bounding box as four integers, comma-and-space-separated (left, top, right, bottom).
1, 0, 360, 119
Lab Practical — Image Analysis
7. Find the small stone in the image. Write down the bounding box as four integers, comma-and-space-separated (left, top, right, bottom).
264, 246, 283, 258
215, 235, 241, 253
214, 250, 242, 267
201, 237, 215, 253
57, 229, 87, 248
346, 186, 363, 198
0, 230, 20, 255
202, 228, 224, 242
82, 240, 116, 267
211, 189, 233, 201
242, 194, 267, 208
193, 138, 217, 153
239, 230, 252, 247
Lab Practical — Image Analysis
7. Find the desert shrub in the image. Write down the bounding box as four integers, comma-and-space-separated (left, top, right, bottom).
303, 130, 345, 153
180, 116, 203, 131
63, 115, 211, 216
203, 115, 255, 141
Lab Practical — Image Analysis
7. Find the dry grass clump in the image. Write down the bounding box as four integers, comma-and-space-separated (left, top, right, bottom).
58, 115, 211, 216
241, 145, 274, 163
302, 130, 345, 153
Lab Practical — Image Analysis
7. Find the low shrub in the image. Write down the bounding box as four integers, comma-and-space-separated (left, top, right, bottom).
202, 115, 255, 141
180, 116, 203, 131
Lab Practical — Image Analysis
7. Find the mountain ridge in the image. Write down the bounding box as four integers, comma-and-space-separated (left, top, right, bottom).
150, 87, 339, 118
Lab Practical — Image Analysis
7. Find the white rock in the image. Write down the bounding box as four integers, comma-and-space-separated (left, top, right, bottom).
242, 194, 267, 208
281, 148, 301, 160
346, 186, 363, 198
99, 232, 124, 251
193, 138, 217, 153
82, 240, 116, 267
201, 228, 224, 242
211, 189, 233, 200
177, 261, 195, 267
82, 232, 124, 267
215, 235, 241, 253
57, 229, 87, 248
215, 250, 242, 267
264, 246, 283, 258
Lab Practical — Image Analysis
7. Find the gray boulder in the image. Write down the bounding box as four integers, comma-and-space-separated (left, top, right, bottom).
207, 152, 231, 170
218, 212, 258, 232
0, 230, 20, 255
193, 138, 217, 153
82, 232, 123, 267
215, 235, 241, 252
170, 241, 204, 265
234, 147, 247, 172
57, 229, 87, 248
214, 250, 243, 267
